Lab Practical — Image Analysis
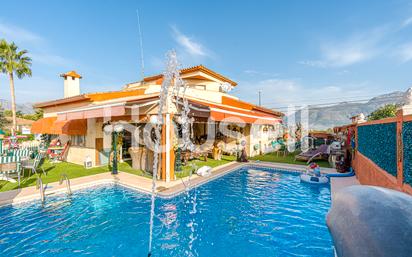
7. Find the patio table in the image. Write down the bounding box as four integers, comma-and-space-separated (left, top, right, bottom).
0, 162, 18, 183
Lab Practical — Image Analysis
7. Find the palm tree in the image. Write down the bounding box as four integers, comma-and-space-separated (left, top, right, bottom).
0, 39, 32, 133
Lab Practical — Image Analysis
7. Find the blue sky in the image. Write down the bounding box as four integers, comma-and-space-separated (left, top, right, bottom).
1, 0, 412, 110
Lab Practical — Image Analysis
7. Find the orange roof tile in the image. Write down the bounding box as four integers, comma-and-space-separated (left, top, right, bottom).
33, 89, 146, 108
130, 65, 237, 86
221, 96, 284, 117
60, 70, 82, 79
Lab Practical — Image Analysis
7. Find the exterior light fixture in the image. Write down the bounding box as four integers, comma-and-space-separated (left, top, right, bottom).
150, 115, 159, 125
114, 124, 124, 133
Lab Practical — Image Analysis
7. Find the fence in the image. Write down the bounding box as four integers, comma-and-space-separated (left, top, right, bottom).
353, 110, 412, 195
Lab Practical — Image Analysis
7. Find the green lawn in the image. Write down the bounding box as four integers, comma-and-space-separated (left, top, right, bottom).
0, 155, 237, 192
250, 152, 331, 168
0, 160, 147, 192
176, 155, 237, 178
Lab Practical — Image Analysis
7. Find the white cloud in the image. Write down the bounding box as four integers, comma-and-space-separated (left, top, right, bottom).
0, 22, 44, 44
0, 22, 83, 103
30, 53, 74, 67
402, 16, 412, 27
298, 60, 328, 68
300, 28, 386, 68
0, 22, 76, 69
397, 42, 412, 62
243, 70, 279, 77
321, 41, 375, 66
337, 70, 350, 75
232, 78, 375, 109
148, 56, 165, 71
171, 25, 209, 57
0, 75, 61, 102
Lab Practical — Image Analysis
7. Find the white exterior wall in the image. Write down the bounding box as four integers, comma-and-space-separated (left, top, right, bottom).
66, 147, 97, 166
65, 118, 103, 167
247, 125, 281, 157
64, 77, 80, 98
86, 118, 97, 148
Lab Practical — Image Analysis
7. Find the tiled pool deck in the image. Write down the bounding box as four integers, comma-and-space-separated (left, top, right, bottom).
0, 161, 359, 206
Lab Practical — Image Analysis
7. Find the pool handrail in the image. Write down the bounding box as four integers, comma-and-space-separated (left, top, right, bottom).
59, 173, 72, 195
36, 177, 45, 203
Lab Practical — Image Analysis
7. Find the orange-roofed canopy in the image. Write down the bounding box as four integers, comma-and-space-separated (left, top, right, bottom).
31, 117, 87, 135
51, 119, 87, 135
185, 98, 282, 125
31, 117, 57, 134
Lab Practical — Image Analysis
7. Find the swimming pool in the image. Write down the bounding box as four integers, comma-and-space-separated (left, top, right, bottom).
0, 166, 333, 256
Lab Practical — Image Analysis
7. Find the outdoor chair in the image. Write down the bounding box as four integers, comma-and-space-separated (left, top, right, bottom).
49, 141, 70, 162
295, 144, 330, 163
22, 153, 45, 177
276, 144, 288, 157
0, 156, 22, 186
8, 149, 32, 159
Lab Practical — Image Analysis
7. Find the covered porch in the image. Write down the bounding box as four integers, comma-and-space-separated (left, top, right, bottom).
31, 96, 282, 182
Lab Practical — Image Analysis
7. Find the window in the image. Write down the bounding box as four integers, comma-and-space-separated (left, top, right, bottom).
195, 85, 206, 90
188, 84, 206, 90
70, 135, 86, 147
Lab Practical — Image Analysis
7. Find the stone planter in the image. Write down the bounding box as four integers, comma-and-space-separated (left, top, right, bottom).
129, 146, 154, 173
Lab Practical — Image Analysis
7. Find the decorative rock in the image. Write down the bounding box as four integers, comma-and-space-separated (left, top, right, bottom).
327, 185, 412, 257
196, 166, 212, 177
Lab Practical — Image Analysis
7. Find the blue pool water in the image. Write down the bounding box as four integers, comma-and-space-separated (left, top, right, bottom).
0, 167, 333, 256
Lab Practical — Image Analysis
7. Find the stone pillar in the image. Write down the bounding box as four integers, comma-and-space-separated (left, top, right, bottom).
161, 117, 166, 181
160, 113, 175, 182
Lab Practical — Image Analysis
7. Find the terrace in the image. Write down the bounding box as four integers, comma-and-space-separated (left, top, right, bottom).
0, 39, 411, 257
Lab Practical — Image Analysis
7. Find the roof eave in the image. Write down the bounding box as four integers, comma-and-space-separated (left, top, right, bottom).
33, 95, 89, 108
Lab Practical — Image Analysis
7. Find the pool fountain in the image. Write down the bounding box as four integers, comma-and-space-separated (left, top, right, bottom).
147, 50, 196, 256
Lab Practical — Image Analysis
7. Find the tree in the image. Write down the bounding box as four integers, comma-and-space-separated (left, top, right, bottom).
3, 109, 12, 117
15, 110, 23, 118
22, 108, 43, 121
368, 104, 398, 121
0, 39, 32, 133
0, 104, 10, 129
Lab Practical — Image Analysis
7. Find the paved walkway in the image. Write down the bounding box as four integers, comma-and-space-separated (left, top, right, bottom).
0, 161, 359, 206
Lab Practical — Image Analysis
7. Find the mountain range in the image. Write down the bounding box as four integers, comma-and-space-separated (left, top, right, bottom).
0, 99, 35, 114
288, 91, 407, 130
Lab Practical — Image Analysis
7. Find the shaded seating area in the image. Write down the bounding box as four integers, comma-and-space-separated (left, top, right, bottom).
0, 156, 22, 186
0, 142, 48, 187
21, 153, 46, 177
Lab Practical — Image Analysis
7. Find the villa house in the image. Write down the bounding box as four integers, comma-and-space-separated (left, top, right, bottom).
31, 66, 283, 181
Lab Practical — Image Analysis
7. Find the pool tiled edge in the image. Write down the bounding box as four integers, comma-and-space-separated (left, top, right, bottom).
0, 161, 358, 207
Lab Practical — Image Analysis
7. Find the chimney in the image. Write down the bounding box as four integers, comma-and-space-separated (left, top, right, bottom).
60, 71, 82, 98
